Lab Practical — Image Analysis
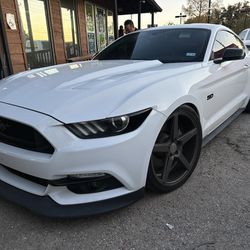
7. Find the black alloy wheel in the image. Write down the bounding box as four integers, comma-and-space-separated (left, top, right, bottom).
147, 105, 202, 192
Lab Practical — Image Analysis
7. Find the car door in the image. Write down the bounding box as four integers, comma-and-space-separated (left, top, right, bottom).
201, 30, 249, 136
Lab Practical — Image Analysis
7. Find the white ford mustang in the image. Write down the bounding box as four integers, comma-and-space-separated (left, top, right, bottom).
0, 24, 249, 217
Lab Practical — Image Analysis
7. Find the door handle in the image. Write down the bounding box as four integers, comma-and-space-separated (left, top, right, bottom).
244, 64, 250, 69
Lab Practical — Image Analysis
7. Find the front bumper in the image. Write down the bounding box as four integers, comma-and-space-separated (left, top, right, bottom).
0, 102, 166, 216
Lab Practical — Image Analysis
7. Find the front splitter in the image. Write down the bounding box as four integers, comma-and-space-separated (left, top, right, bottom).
0, 179, 145, 218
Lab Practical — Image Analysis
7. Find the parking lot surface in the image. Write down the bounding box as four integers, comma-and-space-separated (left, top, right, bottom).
0, 114, 250, 250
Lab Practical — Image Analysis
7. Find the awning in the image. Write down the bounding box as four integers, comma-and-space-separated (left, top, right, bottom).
117, 0, 162, 15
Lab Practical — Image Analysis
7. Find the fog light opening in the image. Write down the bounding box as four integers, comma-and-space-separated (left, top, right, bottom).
67, 174, 123, 194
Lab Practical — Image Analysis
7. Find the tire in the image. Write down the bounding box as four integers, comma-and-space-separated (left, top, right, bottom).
146, 105, 202, 193
244, 100, 250, 113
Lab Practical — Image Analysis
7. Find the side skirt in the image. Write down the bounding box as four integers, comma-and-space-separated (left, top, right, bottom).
202, 108, 245, 147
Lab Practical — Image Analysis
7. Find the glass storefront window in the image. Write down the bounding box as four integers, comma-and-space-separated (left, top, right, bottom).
61, 0, 80, 58
85, 2, 97, 54
96, 7, 107, 51
17, 0, 54, 69
85, 3, 115, 54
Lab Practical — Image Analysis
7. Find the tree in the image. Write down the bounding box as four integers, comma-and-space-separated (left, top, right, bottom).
182, 0, 208, 21
167, 21, 175, 26
183, 0, 222, 23
220, 1, 250, 33
183, 0, 250, 33
185, 7, 222, 24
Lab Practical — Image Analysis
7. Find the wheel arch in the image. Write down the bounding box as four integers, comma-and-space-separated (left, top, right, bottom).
184, 103, 200, 118
157, 95, 203, 129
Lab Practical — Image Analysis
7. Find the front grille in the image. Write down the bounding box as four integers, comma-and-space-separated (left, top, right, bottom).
0, 117, 54, 154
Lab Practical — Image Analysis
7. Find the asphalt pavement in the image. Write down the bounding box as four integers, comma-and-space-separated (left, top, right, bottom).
0, 114, 250, 250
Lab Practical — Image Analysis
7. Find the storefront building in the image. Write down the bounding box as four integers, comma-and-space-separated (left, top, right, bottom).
0, 0, 162, 78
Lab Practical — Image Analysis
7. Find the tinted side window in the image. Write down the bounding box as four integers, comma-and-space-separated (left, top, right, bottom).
96, 33, 139, 60
211, 31, 244, 60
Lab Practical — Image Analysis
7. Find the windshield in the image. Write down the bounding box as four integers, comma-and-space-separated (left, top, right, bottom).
95, 28, 211, 63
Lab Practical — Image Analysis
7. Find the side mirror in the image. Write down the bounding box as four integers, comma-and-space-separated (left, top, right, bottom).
214, 48, 245, 64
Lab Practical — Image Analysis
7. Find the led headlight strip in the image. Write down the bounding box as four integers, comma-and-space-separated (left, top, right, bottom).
66, 108, 152, 139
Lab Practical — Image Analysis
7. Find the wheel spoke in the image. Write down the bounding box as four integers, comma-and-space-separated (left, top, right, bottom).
162, 155, 175, 181
153, 142, 171, 153
178, 128, 197, 145
158, 132, 169, 143
171, 114, 179, 141
178, 152, 191, 170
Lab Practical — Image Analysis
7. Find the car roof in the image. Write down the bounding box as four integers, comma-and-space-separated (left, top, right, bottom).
240, 28, 250, 33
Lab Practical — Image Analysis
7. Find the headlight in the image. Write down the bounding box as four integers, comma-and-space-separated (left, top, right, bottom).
66, 108, 152, 139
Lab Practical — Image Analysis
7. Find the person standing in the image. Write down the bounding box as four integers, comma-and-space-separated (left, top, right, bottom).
124, 20, 138, 34
118, 25, 124, 37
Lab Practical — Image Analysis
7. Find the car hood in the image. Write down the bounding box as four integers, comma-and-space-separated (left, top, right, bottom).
0, 60, 201, 123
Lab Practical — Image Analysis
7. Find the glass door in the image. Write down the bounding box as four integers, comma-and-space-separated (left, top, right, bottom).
17, 0, 54, 69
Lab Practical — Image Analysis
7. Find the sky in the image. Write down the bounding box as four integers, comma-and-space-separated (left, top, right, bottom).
119, 0, 243, 28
